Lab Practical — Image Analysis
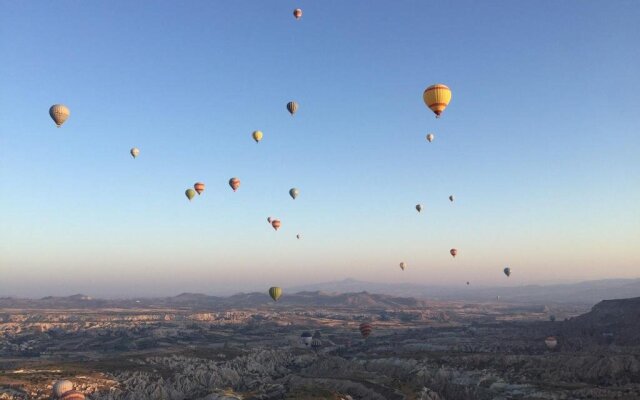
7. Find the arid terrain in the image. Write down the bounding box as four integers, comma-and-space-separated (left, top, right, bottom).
1, 290, 639, 399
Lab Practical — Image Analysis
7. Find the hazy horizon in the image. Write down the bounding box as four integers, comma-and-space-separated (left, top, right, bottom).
1, 1, 639, 298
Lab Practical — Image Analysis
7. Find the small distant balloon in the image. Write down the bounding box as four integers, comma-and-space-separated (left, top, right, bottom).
359, 322, 372, 338
267, 217, 272, 224
252, 130, 263, 143
287, 101, 298, 116
269, 286, 282, 301
466, 281, 470, 285
194, 182, 205, 195
49, 104, 70, 127
399, 262, 406, 271
271, 219, 281, 231
416, 204, 423, 213
426, 133, 435, 143
185, 189, 196, 201
449, 195, 455, 202
450, 248, 458, 258
545, 336, 558, 350
289, 188, 299, 199
293, 8, 302, 19
60, 390, 86, 400
296, 234, 301, 240
130, 147, 140, 158
229, 177, 240, 192
53, 381, 74, 397
423, 84, 451, 118
503, 267, 511, 277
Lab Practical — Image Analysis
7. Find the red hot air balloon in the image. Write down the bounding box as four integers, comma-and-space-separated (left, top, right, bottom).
194, 182, 205, 195
359, 322, 372, 338
450, 248, 458, 258
229, 177, 240, 192
271, 219, 281, 231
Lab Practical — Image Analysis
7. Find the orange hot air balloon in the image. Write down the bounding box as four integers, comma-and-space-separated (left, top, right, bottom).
423, 84, 451, 118
229, 177, 240, 192
359, 322, 372, 338
194, 182, 205, 195
450, 248, 458, 258
293, 8, 302, 19
271, 219, 281, 231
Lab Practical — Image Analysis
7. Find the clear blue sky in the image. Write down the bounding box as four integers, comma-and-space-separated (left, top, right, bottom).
1, 1, 639, 297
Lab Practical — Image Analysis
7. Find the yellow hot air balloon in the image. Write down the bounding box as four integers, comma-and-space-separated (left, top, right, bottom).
252, 130, 263, 143
423, 84, 451, 118
269, 286, 282, 301
49, 104, 70, 127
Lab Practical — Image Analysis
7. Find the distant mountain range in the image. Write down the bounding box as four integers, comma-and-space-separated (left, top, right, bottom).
0, 278, 638, 309
287, 278, 640, 305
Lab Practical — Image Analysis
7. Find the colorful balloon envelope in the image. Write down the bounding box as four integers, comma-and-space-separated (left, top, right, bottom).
185, 189, 196, 201
53, 381, 74, 397
423, 84, 451, 118
130, 147, 140, 158
545, 336, 558, 350
271, 219, 281, 231
252, 130, 263, 143
229, 177, 240, 192
60, 391, 86, 400
450, 248, 458, 258
293, 8, 302, 19
194, 182, 205, 195
426, 133, 435, 142
287, 101, 298, 116
49, 104, 70, 127
269, 286, 282, 301
359, 322, 372, 338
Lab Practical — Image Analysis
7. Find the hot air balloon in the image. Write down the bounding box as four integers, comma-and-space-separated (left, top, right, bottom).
399, 262, 406, 271
49, 104, 70, 127
130, 147, 140, 159
53, 380, 74, 397
296, 234, 301, 239
267, 217, 272, 224
311, 338, 322, 352
466, 281, 470, 285
359, 322, 372, 339
416, 204, 423, 213
450, 248, 458, 258
252, 130, 263, 143
449, 195, 455, 202
287, 101, 298, 116
194, 182, 205, 195
545, 336, 558, 350
293, 8, 302, 19
300, 332, 312, 347
271, 219, 281, 231
229, 177, 240, 192
185, 189, 196, 201
60, 391, 86, 400
289, 188, 299, 199
503, 267, 511, 277
269, 286, 282, 301
423, 84, 451, 118
426, 133, 435, 143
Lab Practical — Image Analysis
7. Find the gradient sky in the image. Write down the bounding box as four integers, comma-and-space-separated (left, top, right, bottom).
1, 1, 639, 298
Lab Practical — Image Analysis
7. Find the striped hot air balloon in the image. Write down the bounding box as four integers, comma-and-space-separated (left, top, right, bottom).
269, 286, 282, 301
287, 101, 298, 116
49, 104, 70, 127
229, 177, 240, 192
53, 380, 73, 397
423, 84, 451, 118
194, 182, 205, 195
359, 322, 372, 338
